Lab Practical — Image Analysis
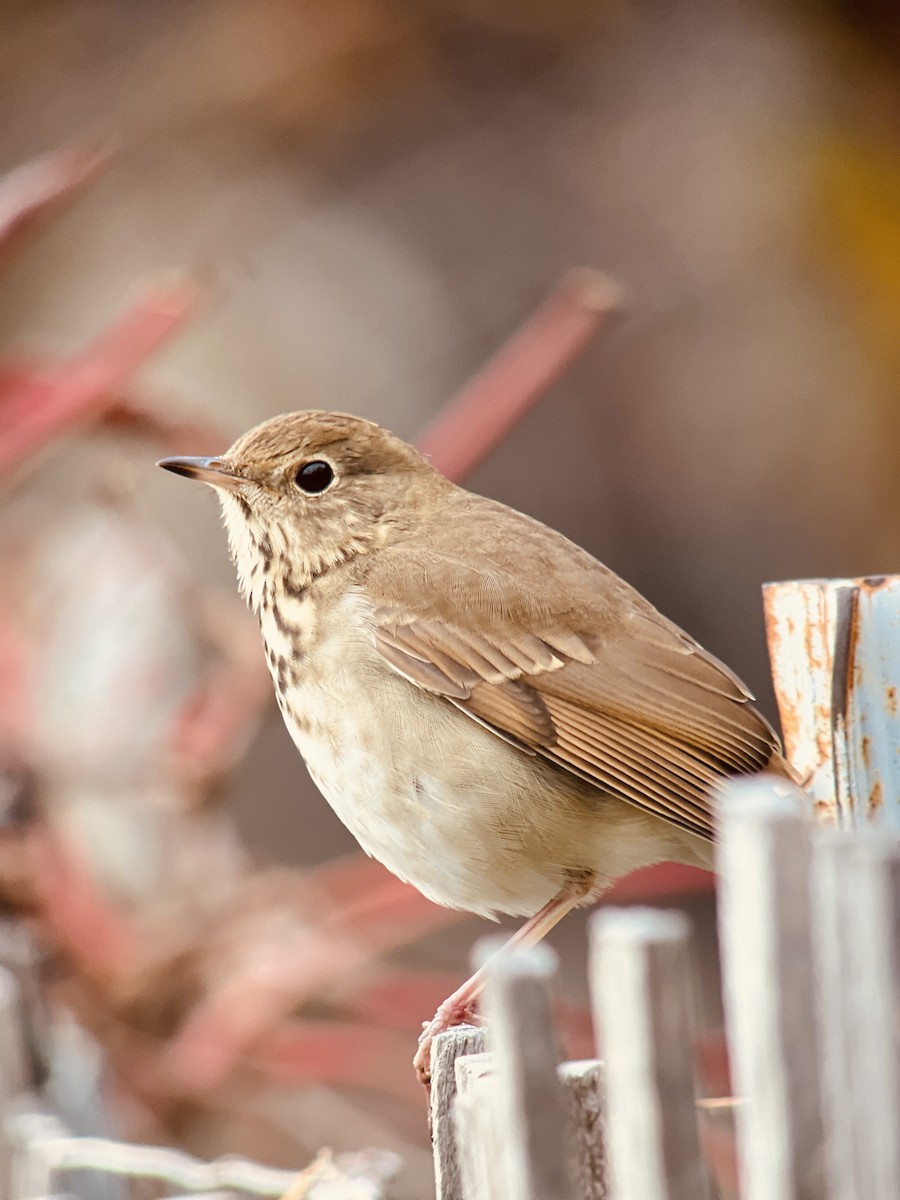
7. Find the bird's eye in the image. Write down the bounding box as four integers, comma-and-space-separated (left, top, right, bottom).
294, 460, 334, 494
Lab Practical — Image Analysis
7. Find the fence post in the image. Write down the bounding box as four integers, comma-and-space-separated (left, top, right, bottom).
558, 1060, 606, 1200
478, 940, 571, 1200
452, 1052, 607, 1200
589, 907, 706, 1200
0, 966, 30, 1200
763, 575, 900, 827
813, 828, 900, 1200
811, 831, 860, 1200
453, 1052, 503, 1200
715, 776, 824, 1200
431, 1025, 486, 1200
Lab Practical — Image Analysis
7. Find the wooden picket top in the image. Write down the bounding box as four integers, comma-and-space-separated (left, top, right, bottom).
715, 779, 824, 1200
590, 909, 705, 1200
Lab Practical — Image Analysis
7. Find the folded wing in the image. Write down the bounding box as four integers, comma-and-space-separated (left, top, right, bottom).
368, 555, 783, 842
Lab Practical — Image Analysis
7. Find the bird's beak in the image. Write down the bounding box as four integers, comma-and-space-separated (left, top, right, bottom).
157, 456, 244, 492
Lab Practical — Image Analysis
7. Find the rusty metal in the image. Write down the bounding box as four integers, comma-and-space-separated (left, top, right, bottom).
762, 579, 846, 819
846, 577, 900, 825
763, 576, 900, 827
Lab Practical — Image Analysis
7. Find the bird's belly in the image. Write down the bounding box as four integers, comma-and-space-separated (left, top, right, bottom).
279, 691, 553, 917
275, 660, 678, 919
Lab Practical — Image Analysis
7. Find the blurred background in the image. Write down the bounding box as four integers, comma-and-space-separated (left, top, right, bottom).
0, 0, 898, 1197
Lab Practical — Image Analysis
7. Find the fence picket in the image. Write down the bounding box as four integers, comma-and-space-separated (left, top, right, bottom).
589, 908, 706, 1200
814, 829, 900, 1200
812, 831, 861, 1200
559, 1060, 606, 1200
431, 1025, 486, 1200
715, 777, 825, 1200
478, 940, 571, 1200
453, 1053, 502, 1200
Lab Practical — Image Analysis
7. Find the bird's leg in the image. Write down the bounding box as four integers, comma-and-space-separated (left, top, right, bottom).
413, 871, 595, 1084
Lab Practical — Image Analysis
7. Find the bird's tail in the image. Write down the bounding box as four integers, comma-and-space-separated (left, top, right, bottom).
680, 754, 805, 875
765, 749, 806, 788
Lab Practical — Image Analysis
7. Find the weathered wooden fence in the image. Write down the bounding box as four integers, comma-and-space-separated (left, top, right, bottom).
432, 574, 900, 1200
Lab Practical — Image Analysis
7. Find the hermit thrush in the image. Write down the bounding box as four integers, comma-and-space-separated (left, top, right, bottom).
159, 411, 790, 1080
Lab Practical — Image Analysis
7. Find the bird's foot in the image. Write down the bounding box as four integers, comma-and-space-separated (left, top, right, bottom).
413, 994, 482, 1086
412, 877, 597, 1086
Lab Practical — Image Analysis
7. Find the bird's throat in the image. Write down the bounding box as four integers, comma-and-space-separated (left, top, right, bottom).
258, 574, 321, 695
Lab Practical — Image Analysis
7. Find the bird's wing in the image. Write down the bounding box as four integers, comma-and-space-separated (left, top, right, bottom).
363, 533, 783, 842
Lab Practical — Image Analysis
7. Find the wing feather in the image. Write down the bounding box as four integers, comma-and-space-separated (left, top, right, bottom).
361, 512, 788, 842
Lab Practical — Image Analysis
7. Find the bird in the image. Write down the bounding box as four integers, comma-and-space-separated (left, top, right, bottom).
158, 410, 792, 1081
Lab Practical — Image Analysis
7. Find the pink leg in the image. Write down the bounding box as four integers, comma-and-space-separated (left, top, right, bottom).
413, 874, 595, 1083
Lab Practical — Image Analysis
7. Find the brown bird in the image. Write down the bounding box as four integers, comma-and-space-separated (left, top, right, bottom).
159, 411, 790, 1081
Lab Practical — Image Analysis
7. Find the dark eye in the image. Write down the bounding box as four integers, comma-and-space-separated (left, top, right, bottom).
294, 460, 334, 494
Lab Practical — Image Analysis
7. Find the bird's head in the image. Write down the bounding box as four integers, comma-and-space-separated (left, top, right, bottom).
159, 410, 443, 609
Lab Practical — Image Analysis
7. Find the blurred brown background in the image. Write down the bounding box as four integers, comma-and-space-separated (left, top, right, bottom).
0, 0, 898, 1194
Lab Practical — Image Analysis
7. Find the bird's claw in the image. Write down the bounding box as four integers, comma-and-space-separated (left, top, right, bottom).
413, 997, 482, 1086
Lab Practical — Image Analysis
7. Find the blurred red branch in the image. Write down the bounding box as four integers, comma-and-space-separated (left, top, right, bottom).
0, 277, 207, 473
0, 142, 112, 261
163, 870, 463, 1091
30, 825, 140, 981
416, 267, 621, 481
